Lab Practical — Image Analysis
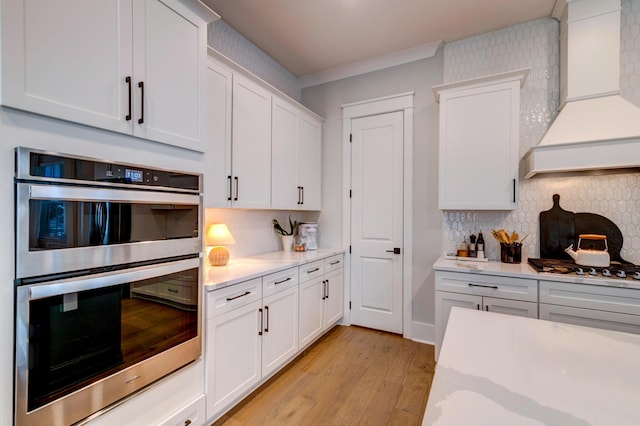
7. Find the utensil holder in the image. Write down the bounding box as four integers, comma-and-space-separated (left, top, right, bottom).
500, 243, 522, 263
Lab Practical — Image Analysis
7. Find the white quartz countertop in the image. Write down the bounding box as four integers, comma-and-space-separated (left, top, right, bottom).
434, 256, 640, 290
423, 307, 640, 425
204, 249, 345, 291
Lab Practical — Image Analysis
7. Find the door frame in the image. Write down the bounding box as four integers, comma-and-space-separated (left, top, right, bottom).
341, 92, 414, 338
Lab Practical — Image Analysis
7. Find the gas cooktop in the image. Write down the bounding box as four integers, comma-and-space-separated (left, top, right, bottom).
528, 258, 640, 280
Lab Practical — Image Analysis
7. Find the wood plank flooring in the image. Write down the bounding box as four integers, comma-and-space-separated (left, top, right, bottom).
213, 325, 435, 426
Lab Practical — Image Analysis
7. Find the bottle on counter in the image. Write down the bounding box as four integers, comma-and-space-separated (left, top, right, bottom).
476, 231, 485, 259
457, 238, 469, 257
469, 234, 477, 258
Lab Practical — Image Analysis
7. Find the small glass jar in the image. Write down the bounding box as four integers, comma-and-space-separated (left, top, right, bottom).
294, 235, 306, 252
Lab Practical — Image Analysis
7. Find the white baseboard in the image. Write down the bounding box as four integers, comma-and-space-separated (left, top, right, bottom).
411, 320, 435, 345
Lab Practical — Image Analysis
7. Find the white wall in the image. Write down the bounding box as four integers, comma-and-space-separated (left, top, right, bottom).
301, 52, 444, 335
0, 107, 206, 425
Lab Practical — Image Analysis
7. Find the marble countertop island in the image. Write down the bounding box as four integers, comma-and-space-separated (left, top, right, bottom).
423, 307, 640, 425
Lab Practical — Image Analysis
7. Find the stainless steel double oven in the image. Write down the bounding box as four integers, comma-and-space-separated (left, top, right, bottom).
14, 148, 203, 425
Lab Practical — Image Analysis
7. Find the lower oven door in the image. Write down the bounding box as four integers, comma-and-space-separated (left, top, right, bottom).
15, 256, 202, 426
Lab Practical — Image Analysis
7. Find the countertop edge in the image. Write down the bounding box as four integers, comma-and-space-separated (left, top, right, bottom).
204, 249, 345, 291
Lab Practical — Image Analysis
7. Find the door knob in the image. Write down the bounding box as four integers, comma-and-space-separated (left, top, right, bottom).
385, 248, 401, 254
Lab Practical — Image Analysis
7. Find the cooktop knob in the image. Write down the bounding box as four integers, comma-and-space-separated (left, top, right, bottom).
616, 270, 627, 278
576, 268, 585, 275
634, 272, 640, 280
602, 269, 612, 277
589, 268, 597, 276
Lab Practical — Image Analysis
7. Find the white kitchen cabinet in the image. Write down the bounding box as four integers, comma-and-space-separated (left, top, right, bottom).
539, 280, 640, 334
433, 69, 528, 210
435, 270, 537, 359
271, 96, 322, 211
231, 74, 272, 208
298, 255, 344, 349
1, 0, 213, 152
205, 279, 262, 420
261, 268, 299, 377
158, 394, 205, 426
205, 58, 233, 207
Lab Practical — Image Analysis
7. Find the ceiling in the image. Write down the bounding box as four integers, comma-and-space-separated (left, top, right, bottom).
202, 0, 559, 79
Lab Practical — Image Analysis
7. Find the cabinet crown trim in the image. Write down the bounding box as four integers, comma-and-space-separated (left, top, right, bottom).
432, 68, 530, 102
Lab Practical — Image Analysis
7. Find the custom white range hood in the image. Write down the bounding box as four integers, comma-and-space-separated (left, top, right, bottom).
522, 0, 640, 178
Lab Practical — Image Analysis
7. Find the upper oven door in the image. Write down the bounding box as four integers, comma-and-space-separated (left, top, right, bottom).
16, 182, 202, 279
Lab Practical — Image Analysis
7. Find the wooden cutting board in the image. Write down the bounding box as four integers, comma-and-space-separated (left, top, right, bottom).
539, 194, 575, 260
539, 194, 629, 263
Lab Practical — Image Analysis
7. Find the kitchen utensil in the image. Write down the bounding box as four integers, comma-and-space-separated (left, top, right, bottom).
539, 194, 575, 260
564, 234, 610, 267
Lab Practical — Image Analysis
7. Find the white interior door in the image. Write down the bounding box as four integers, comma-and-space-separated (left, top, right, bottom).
350, 111, 404, 333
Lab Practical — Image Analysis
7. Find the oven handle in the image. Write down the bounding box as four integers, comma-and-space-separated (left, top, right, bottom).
26, 257, 200, 301
23, 182, 199, 205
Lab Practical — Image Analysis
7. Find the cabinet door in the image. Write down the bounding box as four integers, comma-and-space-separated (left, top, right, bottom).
132, 0, 206, 151
271, 97, 300, 210
298, 276, 325, 349
540, 304, 640, 335
298, 113, 322, 211
262, 286, 299, 377
438, 80, 520, 210
205, 59, 233, 207
435, 291, 481, 360
1, 0, 133, 134
232, 75, 272, 208
323, 268, 344, 329
206, 300, 261, 420
483, 297, 537, 318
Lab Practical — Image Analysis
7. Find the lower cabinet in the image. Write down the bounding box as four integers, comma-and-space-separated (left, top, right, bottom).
205, 254, 344, 423
435, 271, 537, 360
159, 395, 206, 426
539, 280, 640, 334
298, 254, 344, 350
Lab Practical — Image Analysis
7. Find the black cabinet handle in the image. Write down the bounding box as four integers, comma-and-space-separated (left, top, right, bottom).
125, 76, 132, 121
485, 305, 489, 311
138, 81, 144, 124
264, 305, 269, 332
226, 291, 251, 301
330, 260, 341, 266
184, 420, 192, 426
301, 186, 304, 205
326, 279, 329, 299
274, 277, 291, 285
234, 176, 239, 201
476, 304, 480, 310
307, 267, 320, 274
297, 186, 302, 205
322, 280, 327, 300
258, 308, 263, 336
513, 178, 516, 203
167, 288, 178, 293
468, 283, 498, 289
227, 176, 232, 201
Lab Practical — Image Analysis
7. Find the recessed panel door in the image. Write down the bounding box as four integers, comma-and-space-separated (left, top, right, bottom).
350, 111, 403, 334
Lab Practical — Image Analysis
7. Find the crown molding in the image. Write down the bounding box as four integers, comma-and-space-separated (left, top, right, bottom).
299, 40, 443, 88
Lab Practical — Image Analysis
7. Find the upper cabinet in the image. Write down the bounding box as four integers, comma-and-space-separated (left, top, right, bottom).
205, 54, 323, 210
271, 96, 322, 211
1, 0, 217, 152
433, 69, 528, 210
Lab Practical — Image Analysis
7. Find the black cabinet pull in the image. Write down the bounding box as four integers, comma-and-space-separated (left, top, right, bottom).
226, 291, 251, 301
307, 267, 320, 274
468, 283, 498, 289
234, 176, 239, 201
326, 279, 329, 299
301, 186, 304, 205
322, 280, 327, 300
184, 420, 192, 426
476, 304, 480, 310
258, 308, 263, 336
330, 260, 341, 266
297, 186, 301, 205
137, 81, 144, 124
227, 176, 232, 201
125, 76, 132, 121
513, 178, 516, 203
265, 305, 269, 332
485, 305, 489, 311
167, 288, 178, 293
274, 277, 291, 285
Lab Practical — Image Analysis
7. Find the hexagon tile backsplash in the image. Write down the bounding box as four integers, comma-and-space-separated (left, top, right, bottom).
442, 1, 640, 265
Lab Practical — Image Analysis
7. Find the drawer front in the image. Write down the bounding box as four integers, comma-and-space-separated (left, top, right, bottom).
435, 271, 537, 302
324, 254, 344, 273
540, 280, 640, 315
298, 260, 325, 283
263, 267, 299, 297
540, 303, 640, 335
206, 278, 262, 319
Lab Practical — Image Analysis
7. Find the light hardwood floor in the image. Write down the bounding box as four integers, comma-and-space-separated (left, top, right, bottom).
213, 325, 435, 426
